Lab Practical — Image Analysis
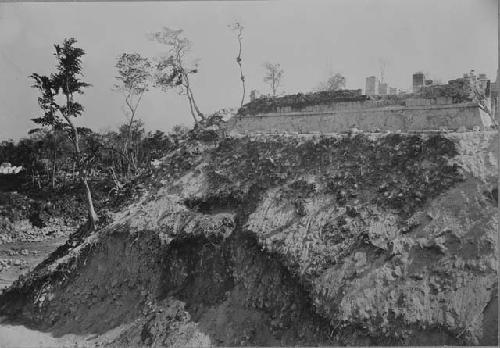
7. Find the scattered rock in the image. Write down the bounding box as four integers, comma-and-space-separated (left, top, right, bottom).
353, 252, 366, 268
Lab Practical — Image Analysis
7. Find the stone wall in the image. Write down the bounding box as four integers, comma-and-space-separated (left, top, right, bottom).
227, 102, 493, 134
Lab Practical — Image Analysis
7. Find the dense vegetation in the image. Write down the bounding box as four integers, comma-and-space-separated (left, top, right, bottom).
0, 123, 191, 228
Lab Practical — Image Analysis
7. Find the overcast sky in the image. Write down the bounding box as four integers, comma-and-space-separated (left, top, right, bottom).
0, 0, 497, 141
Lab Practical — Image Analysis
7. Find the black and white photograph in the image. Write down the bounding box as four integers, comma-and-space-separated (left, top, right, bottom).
0, 0, 498, 346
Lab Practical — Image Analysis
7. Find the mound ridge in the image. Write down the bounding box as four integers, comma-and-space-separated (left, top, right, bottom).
0, 131, 497, 346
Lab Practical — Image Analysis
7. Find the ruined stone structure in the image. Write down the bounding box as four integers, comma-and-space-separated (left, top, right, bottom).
378, 82, 389, 95
412, 72, 425, 92
228, 76, 496, 135
365, 76, 378, 96
365, 76, 398, 96
227, 100, 493, 134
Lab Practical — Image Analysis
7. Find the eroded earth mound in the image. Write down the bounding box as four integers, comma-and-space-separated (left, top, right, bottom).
0, 131, 497, 346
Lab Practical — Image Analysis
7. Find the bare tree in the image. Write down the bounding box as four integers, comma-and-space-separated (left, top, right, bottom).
229, 22, 246, 107
31, 38, 98, 231
149, 27, 204, 125
263, 62, 284, 97
113, 53, 151, 172
316, 73, 346, 92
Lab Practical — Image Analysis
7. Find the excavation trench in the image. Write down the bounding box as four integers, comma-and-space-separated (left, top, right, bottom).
0, 226, 339, 346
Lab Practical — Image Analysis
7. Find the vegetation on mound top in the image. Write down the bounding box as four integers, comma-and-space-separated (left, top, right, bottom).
0, 177, 144, 230
238, 89, 367, 116
417, 78, 485, 104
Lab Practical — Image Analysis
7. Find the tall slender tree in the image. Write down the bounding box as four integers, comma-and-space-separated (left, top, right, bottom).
113, 52, 151, 173
149, 27, 204, 125
263, 62, 284, 97
229, 22, 246, 107
30, 38, 98, 231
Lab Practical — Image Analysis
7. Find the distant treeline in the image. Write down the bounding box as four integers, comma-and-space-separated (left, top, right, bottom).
0, 122, 189, 190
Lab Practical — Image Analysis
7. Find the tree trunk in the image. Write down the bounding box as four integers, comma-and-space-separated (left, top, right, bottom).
123, 102, 135, 177
184, 73, 204, 121
63, 103, 99, 232
240, 72, 246, 106
124, 126, 132, 176
83, 177, 98, 231
51, 145, 57, 189
190, 89, 204, 120
237, 32, 246, 107
186, 89, 199, 125
36, 172, 41, 189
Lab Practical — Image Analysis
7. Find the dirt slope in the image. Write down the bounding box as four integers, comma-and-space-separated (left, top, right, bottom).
0, 131, 497, 346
